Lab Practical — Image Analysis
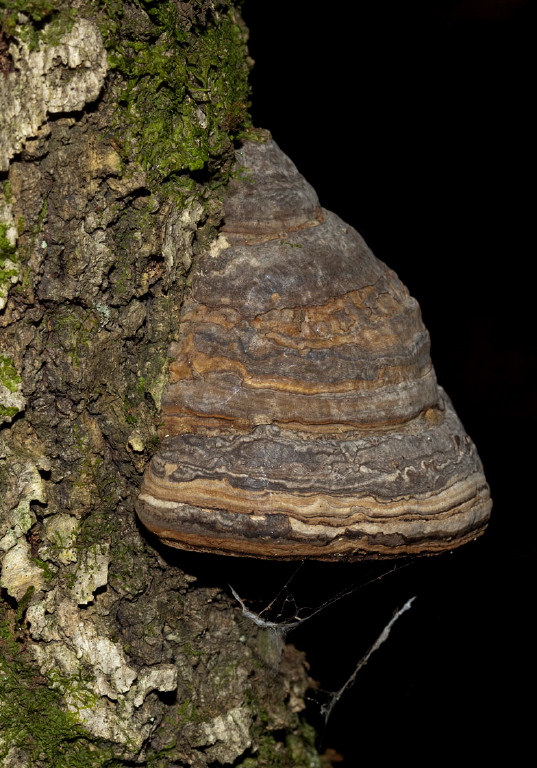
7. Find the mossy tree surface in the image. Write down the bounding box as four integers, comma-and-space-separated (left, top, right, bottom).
0, 2, 321, 765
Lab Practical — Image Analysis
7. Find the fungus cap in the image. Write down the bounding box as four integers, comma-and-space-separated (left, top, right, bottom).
135, 139, 491, 560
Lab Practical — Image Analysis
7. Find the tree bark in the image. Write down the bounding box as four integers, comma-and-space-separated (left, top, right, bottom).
0, 2, 320, 765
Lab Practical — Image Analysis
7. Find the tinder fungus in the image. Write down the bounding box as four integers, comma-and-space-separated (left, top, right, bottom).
136, 139, 491, 560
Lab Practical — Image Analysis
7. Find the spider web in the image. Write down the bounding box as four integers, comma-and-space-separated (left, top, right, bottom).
230, 561, 416, 722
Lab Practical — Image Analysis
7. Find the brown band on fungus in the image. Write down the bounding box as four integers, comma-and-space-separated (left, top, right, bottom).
136, 139, 492, 560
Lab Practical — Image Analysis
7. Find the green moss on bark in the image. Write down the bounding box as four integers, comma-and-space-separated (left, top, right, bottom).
101, 0, 252, 189
0, 0, 75, 49
0, 600, 122, 767
0, 0, 58, 33
0, 354, 21, 393
0, 225, 19, 301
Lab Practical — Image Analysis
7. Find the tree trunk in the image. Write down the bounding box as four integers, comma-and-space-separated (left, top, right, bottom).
0, 3, 320, 765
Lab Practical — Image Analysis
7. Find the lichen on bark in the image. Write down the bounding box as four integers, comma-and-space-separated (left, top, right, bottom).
0, 2, 322, 766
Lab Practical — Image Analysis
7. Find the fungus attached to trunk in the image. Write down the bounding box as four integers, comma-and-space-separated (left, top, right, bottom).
135, 139, 491, 560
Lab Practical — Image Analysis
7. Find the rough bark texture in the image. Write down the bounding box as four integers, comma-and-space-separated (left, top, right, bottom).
0, 2, 321, 766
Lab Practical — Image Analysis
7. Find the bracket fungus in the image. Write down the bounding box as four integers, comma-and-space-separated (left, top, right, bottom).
136, 139, 491, 560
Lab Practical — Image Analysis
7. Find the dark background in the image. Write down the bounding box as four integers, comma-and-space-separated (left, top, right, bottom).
234, 0, 535, 763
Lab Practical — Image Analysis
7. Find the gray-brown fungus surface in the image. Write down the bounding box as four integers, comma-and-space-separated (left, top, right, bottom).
136, 139, 491, 560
